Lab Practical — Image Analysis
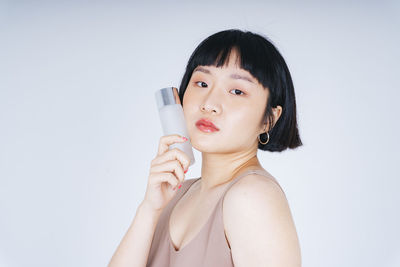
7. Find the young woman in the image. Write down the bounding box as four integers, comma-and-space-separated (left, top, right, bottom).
109, 29, 303, 267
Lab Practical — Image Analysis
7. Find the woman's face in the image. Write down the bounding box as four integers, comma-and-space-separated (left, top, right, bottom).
182, 50, 270, 153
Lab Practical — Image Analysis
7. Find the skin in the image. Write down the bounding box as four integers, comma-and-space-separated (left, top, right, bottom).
169, 49, 302, 266
182, 48, 282, 193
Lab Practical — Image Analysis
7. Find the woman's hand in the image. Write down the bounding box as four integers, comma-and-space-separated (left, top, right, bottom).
142, 134, 191, 213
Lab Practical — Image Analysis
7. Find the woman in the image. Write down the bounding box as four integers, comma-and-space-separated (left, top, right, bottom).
109, 29, 303, 267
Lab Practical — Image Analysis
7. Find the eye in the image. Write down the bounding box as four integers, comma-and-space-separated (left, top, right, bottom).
230, 89, 245, 96
195, 81, 208, 87
195, 81, 245, 96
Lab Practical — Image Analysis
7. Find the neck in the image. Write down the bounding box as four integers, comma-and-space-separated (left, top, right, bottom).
199, 149, 262, 193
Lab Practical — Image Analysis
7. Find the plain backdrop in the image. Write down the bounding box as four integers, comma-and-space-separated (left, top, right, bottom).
1, 1, 399, 266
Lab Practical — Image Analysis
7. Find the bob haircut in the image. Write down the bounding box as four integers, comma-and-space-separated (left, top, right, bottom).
178, 29, 302, 152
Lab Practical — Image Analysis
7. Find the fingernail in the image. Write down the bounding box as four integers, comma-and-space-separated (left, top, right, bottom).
184, 169, 188, 174
182, 137, 188, 141
178, 184, 182, 189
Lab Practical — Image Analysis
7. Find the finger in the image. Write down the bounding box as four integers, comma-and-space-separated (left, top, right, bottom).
152, 147, 190, 173
157, 134, 187, 156
149, 172, 180, 190
150, 159, 185, 184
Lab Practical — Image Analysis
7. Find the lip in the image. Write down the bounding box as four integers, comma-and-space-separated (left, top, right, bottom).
195, 118, 219, 132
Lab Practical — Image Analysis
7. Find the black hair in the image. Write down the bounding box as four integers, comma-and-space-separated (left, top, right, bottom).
178, 29, 302, 152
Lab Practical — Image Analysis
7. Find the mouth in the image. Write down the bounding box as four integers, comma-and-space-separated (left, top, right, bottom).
195, 118, 219, 133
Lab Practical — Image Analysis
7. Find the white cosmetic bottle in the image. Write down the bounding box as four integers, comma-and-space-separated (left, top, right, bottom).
155, 87, 195, 167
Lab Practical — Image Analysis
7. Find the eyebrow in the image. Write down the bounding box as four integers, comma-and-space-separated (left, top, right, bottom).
193, 66, 255, 84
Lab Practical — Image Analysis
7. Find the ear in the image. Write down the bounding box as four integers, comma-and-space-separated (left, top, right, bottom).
258, 105, 283, 135
259, 106, 282, 134
272, 105, 282, 125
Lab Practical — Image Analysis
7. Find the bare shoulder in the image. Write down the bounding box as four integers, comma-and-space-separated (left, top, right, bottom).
223, 173, 289, 227
223, 172, 301, 266
230, 170, 285, 196
224, 171, 288, 211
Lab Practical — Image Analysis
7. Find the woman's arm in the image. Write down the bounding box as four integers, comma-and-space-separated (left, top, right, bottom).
224, 174, 302, 267
108, 134, 190, 266
108, 201, 162, 267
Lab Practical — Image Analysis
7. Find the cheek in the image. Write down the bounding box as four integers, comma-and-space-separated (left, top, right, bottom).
182, 92, 197, 121
182, 95, 190, 112
182, 89, 198, 110
229, 106, 263, 130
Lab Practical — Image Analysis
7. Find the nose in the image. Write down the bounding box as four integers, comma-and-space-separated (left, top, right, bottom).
200, 103, 219, 113
199, 86, 221, 114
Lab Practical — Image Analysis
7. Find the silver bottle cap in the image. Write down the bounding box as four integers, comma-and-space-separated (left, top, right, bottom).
155, 87, 181, 109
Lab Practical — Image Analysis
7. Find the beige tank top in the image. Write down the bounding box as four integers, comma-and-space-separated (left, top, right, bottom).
146, 169, 285, 267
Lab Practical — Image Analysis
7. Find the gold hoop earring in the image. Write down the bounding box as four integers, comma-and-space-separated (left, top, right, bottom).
258, 132, 270, 145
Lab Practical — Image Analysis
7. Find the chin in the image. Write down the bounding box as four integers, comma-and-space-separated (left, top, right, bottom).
190, 135, 216, 152
191, 137, 235, 154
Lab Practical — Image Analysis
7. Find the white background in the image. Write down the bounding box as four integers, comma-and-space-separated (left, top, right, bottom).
1, 1, 399, 266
